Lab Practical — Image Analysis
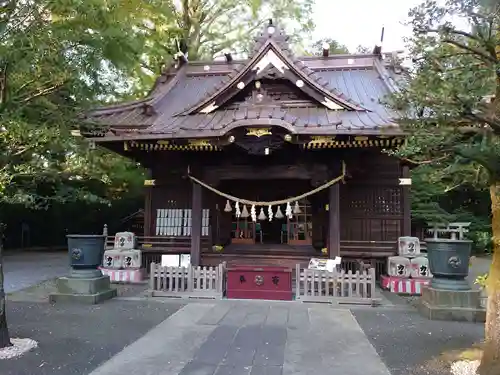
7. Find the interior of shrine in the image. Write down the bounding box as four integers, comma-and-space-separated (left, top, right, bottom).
217, 179, 318, 248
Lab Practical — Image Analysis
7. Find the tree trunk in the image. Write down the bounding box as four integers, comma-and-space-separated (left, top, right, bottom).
478, 182, 500, 375
0, 230, 11, 348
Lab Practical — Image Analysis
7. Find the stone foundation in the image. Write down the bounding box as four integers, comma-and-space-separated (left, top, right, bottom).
418, 286, 486, 322
49, 275, 117, 304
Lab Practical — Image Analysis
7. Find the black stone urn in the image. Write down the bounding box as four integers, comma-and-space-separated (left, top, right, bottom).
67, 234, 106, 278
426, 239, 473, 291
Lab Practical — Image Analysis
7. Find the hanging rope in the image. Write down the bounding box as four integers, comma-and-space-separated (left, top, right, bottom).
188, 161, 346, 206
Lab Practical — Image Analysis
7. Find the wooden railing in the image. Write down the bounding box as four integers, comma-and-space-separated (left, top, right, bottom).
341, 257, 386, 280
105, 234, 211, 271
105, 235, 211, 252
148, 263, 226, 299
339, 240, 397, 257
295, 265, 379, 305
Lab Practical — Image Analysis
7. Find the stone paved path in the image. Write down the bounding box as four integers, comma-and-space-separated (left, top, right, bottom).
3, 252, 68, 293
89, 301, 391, 375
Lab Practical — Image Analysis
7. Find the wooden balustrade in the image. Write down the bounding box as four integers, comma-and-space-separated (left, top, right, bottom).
148, 263, 226, 299
295, 265, 379, 305
339, 240, 397, 258
105, 235, 211, 253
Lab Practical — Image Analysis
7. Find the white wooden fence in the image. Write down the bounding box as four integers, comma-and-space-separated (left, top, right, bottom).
295, 265, 379, 305
149, 263, 225, 299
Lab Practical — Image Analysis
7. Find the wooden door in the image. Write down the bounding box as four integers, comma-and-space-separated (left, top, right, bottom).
287, 200, 312, 246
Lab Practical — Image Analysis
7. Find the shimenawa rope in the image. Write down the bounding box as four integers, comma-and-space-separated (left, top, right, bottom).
188, 161, 346, 206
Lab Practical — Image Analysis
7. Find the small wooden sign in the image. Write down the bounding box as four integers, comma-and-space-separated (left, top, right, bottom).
144, 179, 156, 186
398, 178, 412, 186
161, 254, 180, 267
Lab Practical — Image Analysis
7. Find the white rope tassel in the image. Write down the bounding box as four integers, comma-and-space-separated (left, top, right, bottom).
285, 202, 292, 218
250, 205, 257, 222
235, 202, 241, 218
268, 205, 273, 221
275, 205, 284, 219
293, 201, 301, 214
224, 200, 232, 212
241, 204, 249, 218
258, 207, 267, 221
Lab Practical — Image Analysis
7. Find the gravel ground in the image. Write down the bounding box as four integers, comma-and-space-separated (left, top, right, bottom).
1, 299, 183, 375
352, 308, 484, 375
6, 278, 149, 303
3, 252, 68, 293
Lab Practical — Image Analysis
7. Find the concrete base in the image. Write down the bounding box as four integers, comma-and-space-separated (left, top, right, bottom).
418, 286, 486, 322
49, 275, 117, 304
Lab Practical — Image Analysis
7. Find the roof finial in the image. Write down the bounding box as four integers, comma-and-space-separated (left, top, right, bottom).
174, 38, 189, 67
267, 19, 275, 35
372, 26, 385, 58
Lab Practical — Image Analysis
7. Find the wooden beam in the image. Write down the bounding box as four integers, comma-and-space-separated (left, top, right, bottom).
328, 183, 340, 258
144, 169, 153, 237
204, 163, 328, 182
191, 182, 202, 266
402, 165, 412, 236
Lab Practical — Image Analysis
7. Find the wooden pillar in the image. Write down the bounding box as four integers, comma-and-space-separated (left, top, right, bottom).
328, 183, 340, 258
191, 182, 202, 266
144, 170, 153, 237
402, 165, 412, 236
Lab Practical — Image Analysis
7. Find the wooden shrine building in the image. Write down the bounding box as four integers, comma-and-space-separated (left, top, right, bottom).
82, 22, 409, 275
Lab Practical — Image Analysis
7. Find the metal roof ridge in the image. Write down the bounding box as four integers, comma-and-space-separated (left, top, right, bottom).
87, 97, 152, 117
373, 58, 399, 94
145, 65, 189, 115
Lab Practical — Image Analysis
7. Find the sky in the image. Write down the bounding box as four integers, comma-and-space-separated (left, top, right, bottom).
311, 0, 424, 52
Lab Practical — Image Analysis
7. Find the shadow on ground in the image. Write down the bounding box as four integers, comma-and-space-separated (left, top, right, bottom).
353, 308, 484, 375
2, 300, 183, 375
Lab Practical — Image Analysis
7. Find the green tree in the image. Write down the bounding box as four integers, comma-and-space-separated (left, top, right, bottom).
105, 1, 316, 96
391, 1, 500, 373
355, 45, 372, 54
0, 0, 154, 349
306, 37, 350, 55
160, 0, 315, 60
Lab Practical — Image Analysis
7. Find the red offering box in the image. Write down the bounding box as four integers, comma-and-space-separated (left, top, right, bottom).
226, 265, 292, 301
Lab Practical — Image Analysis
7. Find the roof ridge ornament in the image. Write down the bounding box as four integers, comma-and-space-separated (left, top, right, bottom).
252, 19, 290, 53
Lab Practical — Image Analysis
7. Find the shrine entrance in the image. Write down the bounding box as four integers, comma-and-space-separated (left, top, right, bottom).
219, 179, 314, 247
259, 217, 283, 244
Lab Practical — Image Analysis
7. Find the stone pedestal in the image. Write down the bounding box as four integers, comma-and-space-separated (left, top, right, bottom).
49, 275, 117, 304
418, 286, 486, 322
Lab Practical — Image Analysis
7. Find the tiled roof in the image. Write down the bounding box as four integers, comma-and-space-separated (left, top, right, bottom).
85, 24, 402, 140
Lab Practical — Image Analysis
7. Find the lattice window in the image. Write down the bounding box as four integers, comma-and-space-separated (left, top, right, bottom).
343, 187, 402, 216
374, 188, 401, 215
